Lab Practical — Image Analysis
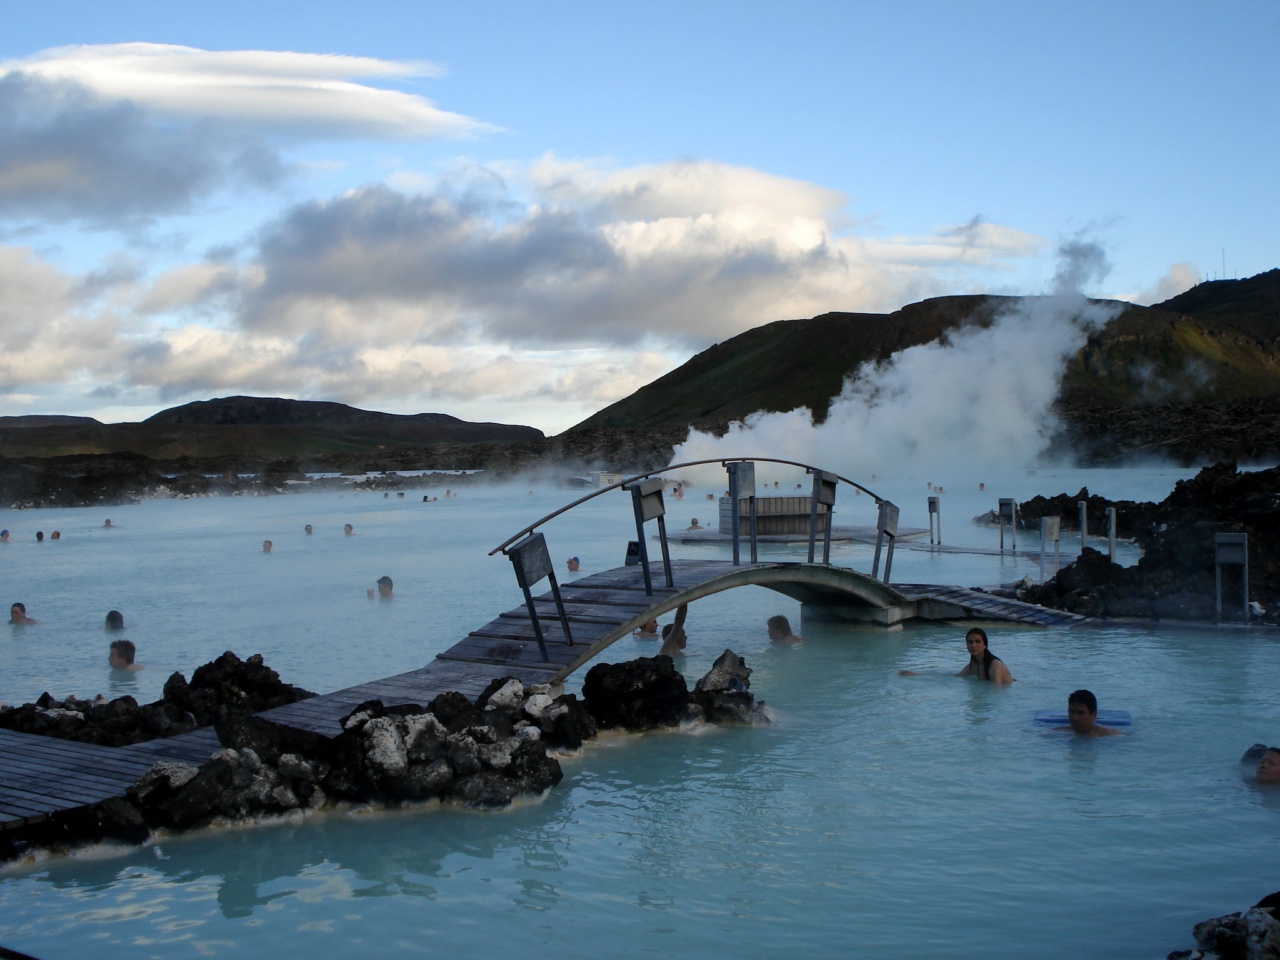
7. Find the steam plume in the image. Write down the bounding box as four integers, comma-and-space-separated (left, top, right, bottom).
672, 240, 1119, 484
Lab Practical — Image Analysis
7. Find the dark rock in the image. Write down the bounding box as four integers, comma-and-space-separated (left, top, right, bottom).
213, 705, 334, 765
428, 691, 487, 733
541, 694, 597, 750
157, 755, 236, 829
1187, 907, 1280, 959
582, 656, 691, 730
692, 650, 772, 725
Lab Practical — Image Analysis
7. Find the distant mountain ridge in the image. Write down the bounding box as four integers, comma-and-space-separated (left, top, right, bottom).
145, 396, 481, 428
0, 397, 543, 461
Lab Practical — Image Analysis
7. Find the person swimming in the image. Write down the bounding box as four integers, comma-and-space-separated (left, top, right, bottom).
108, 639, 142, 672
899, 627, 1011, 682
766, 615, 802, 643
1256, 747, 1280, 785
105, 610, 124, 630
658, 605, 688, 658
9, 602, 35, 624
1055, 689, 1123, 737
367, 575, 394, 599
956, 627, 1012, 683
635, 618, 659, 638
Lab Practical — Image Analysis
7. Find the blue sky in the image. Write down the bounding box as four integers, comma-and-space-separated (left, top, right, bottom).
2, 0, 1276, 434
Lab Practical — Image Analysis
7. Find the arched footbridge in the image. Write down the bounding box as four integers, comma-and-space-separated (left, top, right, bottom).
259, 457, 1084, 737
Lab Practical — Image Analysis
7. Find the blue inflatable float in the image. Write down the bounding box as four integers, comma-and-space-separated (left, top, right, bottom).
1034, 709, 1132, 726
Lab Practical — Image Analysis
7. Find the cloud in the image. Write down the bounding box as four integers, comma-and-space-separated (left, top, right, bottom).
1136, 261, 1198, 306
1, 43, 492, 141
0, 43, 494, 228
0, 71, 287, 226
0, 156, 1052, 430
239, 158, 1047, 357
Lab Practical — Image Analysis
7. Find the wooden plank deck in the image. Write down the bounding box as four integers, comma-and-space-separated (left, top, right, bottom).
0, 559, 1086, 834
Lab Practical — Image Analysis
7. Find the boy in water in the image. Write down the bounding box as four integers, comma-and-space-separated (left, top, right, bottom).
109, 639, 142, 672
9, 602, 35, 624
1057, 689, 1123, 737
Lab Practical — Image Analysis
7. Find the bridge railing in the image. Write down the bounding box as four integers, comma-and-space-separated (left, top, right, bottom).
490, 458, 900, 595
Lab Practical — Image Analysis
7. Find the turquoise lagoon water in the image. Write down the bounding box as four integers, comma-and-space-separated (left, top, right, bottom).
2, 466, 1278, 959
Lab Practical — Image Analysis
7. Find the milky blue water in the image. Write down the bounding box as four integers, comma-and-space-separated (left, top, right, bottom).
2, 465, 1278, 959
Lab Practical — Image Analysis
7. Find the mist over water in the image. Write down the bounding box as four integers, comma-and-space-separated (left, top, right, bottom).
673, 243, 1122, 485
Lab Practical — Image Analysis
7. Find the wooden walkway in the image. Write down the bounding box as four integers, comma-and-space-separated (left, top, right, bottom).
1, 559, 1084, 833
0, 728, 219, 830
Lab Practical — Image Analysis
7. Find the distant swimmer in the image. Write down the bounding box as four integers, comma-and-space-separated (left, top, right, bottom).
36, 531, 43, 542
51, 530, 60, 540
706, 493, 714, 500
899, 627, 1011, 682
104, 519, 113, 528
686, 518, 703, 531
263, 539, 273, 553
344, 523, 354, 536
108, 639, 142, 672
635, 618, 659, 639
1253, 747, 1280, 785
0, 530, 7, 542
367, 575, 394, 599
105, 610, 124, 630
659, 604, 688, 658
1055, 690, 1123, 737
305, 524, 313, 535
766, 615, 802, 643
566, 556, 580, 573
9, 602, 35, 625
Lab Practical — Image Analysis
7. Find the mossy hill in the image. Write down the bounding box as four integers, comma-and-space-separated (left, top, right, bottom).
568, 269, 1280, 464
0, 396, 544, 461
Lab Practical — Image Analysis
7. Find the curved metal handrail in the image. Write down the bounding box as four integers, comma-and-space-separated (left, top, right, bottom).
489, 457, 885, 556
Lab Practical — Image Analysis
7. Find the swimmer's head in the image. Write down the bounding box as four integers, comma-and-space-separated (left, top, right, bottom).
105, 610, 124, 630
109, 639, 136, 668
377, 575, 393, 597
965, 627, 989, 656
305, 524, 313, 535
262, 539, 273, 553
0, 530, 8, 540
1066, 689, 1099, 734
1258, 748, 1280, 785
344, 523, 354, 535
766, 615, 792, 640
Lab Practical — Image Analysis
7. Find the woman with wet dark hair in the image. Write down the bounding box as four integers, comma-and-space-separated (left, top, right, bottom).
957, 627, 1013, 684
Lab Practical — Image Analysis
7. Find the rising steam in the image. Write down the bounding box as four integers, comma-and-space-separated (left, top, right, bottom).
672, 239, 1120, 483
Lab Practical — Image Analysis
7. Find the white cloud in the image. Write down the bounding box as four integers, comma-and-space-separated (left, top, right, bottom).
1133, 261, 1198, 306
0, 154, 1052, 432
1, 44, 491, 140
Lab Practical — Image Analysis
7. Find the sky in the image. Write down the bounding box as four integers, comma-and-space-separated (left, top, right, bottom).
1, 1, 1276, 436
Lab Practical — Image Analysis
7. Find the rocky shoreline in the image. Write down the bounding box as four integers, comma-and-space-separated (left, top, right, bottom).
1008, 462, 1280, 622
0, 426, 687, 509
0, 649, 768, 864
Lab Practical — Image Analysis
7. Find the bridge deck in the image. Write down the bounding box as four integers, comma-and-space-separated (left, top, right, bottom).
0, 560, 1083, 834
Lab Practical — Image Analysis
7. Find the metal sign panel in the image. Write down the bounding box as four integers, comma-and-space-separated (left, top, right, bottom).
998, 498, 1016, 523
727, 461, 756, 498
1040, 516, 1060, 541
508, 532, 552, 587
627, 478, 667, 522
812, 471, 838, 507
1215, 532, 1248, 565
878, 501, 899, 536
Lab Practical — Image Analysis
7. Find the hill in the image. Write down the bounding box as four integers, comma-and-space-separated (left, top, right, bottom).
569, 270, 1280, 464
0, 397, 544, 462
